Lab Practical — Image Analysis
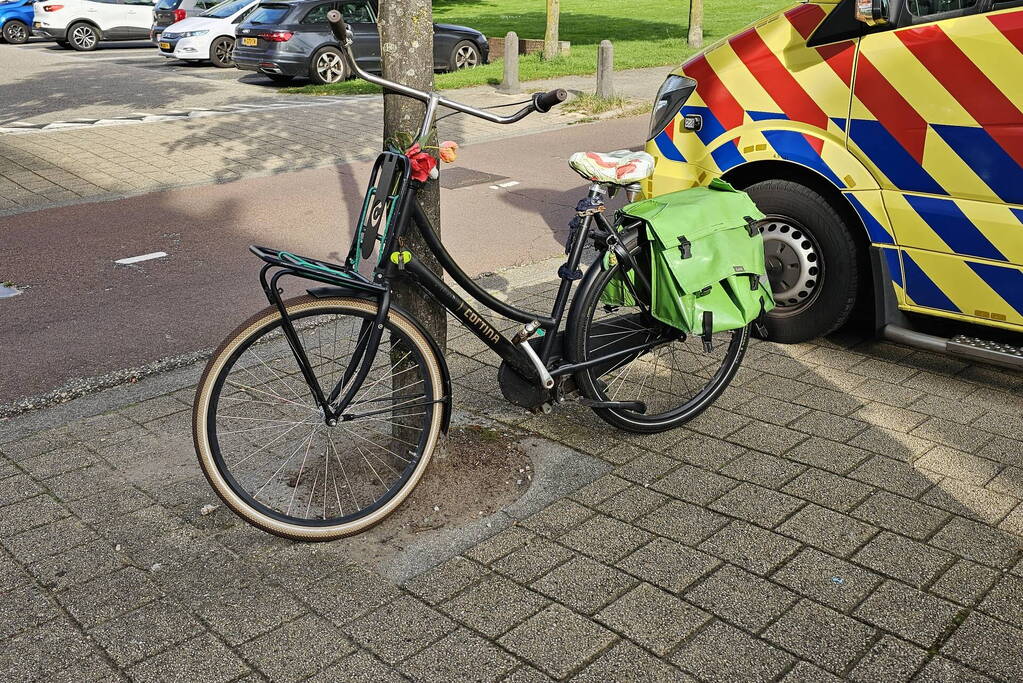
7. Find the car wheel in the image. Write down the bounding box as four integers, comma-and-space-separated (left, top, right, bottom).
744, 179, 861, 343
67, 22, 99, 51
266, 73, 295, 83
309, 46, 348, 85
208, 36, 234, 68
448, 40, 481, 71
2, 20, 30, 45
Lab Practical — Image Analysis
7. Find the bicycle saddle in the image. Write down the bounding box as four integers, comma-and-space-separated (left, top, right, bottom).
569, 150, 655, 185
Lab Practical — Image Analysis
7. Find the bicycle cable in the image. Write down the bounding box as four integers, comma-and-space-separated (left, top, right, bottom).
435, 97, 534, 124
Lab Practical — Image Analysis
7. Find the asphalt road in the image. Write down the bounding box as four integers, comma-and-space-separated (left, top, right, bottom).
0, 116, 648, 403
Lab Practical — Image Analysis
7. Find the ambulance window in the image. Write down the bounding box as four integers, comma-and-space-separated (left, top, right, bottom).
906, 0, 977, 19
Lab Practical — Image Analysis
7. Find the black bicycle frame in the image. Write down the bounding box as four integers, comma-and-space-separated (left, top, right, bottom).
252, 151, 663, 421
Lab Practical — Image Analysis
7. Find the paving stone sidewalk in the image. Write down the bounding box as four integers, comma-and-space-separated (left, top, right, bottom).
2, 257, 1023, 681
0, 67, 670, 216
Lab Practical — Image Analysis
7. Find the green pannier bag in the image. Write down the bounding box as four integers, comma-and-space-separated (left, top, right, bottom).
604, 179, 775, 336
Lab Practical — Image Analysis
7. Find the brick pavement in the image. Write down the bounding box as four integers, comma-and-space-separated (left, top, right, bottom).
2, 256, 1023, 681
0, 67, 671, 216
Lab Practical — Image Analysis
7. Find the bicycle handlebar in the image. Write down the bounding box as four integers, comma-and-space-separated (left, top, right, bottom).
325, 9, 566, 128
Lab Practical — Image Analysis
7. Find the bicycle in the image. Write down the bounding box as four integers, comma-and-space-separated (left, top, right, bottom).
192, 11, 750, 541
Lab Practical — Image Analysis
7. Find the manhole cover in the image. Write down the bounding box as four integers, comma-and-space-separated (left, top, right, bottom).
440, 167, 508, 189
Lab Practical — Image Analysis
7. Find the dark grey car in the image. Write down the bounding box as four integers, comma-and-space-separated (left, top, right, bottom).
151, 0, 217, 38
232, 0, 488, 84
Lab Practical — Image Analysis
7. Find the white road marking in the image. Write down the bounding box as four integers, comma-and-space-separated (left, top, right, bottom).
497, 180, 520, 188
115, 251, 168, 265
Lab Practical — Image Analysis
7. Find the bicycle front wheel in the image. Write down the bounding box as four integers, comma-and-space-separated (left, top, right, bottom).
193, 295, 446, 541
568, 234, 749, 433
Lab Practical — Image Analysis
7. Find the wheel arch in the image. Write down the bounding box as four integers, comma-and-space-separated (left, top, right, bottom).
67, 18, 103, 36
721, 158, 879, 319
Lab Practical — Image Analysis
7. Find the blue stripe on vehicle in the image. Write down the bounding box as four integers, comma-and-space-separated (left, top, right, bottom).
653, 129, 685, 162
748, 111, 788, 122
760, 129, 845, 188
831, 117, 847, 132
904, 194, 1007, 262
848, 119, 946, 196
1012, 207, 1023, 224
884, 248, 903, 288
679, 105, 745, 171
845, 193, 894, 244
709, 141, 745, 171
966, 261, 1023, 317
903, 252, 960, 312
931, 124, 1023, 205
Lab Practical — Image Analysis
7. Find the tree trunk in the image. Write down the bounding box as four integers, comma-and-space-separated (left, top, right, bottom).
543, 0, 560, 60
378, 0, 446, 352
688, 0, 703, 49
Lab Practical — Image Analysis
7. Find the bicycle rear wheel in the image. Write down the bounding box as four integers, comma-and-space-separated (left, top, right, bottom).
568, 233, 749, 433
193, 295, 445, 541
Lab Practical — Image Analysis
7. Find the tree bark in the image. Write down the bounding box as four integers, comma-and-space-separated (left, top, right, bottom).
543, 0, 560, 60
378, 0, 446, 352
688, 0, 703, 49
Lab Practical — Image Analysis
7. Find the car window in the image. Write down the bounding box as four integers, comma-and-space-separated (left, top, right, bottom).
202, 0, 250, 17
300, 2, 333, 24
906, 0, 978, 19
155, 0, 183, 9
341, 1, 371, 22
196, 0, 219, 8
123, 0, 156, 5
247, 2, 289, 24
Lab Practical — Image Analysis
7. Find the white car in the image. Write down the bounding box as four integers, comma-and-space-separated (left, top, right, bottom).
156, 0, 255, 68
33, 0, 155, 51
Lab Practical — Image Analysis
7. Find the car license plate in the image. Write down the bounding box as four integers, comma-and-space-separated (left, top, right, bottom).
159, 42, 170, 50
241, 37, 257, 46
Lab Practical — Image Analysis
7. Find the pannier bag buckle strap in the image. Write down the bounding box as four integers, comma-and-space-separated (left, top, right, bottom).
678, 236, 692, 259
702, 311, 714, 352
744, 216, 759, 237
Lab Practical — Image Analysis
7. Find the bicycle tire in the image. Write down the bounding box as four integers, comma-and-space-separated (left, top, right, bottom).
193, 295, 445, 541
567, 231, 749, 433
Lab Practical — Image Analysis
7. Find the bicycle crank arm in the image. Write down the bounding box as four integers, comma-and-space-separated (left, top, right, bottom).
577, 398, 647, 413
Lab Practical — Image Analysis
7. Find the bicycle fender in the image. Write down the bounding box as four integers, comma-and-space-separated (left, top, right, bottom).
306, 286, 453, 434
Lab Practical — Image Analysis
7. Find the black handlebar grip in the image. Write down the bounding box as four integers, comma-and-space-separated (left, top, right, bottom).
533, 88, 568, 113
326, 9, 349, 43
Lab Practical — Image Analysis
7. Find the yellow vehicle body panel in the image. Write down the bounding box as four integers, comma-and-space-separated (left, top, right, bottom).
647, 0, 1023, 334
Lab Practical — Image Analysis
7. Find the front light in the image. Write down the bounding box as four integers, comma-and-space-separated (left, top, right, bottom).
179, 29, 208, 38
648, 75, 697, 140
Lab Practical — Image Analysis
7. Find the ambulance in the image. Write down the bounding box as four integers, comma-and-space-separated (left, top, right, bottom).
646, 0, 1023, 368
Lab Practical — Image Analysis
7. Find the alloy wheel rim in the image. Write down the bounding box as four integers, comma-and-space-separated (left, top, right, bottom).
72, 26, 95, 48
8, 23, 27, 41
759, 217, 823, 313
455, 45, 478, 69
317, 53, 343, 82
215, 39, 232, 62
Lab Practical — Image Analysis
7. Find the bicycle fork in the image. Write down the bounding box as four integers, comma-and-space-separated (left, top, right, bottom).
260, 266, 392, 425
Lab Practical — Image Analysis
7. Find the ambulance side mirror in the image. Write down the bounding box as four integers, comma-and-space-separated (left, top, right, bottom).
854, 0, 890, 25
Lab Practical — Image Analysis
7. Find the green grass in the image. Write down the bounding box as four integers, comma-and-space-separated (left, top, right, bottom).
284, 0, 791, 96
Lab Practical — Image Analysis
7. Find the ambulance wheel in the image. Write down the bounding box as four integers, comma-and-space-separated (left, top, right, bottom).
744, 179, 860, 343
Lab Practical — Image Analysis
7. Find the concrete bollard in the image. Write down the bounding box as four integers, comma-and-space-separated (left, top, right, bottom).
596, 40, 614, 98
499, 32, 520, 94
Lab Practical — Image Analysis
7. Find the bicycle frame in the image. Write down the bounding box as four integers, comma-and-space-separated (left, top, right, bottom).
248, 12, 665, 422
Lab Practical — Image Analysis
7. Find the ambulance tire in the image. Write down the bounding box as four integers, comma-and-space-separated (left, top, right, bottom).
744, 179, 860, 344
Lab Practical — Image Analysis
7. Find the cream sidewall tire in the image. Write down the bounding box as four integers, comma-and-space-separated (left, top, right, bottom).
193, 296, 444, 541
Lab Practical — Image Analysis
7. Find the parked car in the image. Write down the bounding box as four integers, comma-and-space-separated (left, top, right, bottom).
0, 0, 33, 44
151, 0, 218, 40
157, 0, 256, 67
646, 0, 1023, 356
33, 0, 156, 50
233, 0, 488, 84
